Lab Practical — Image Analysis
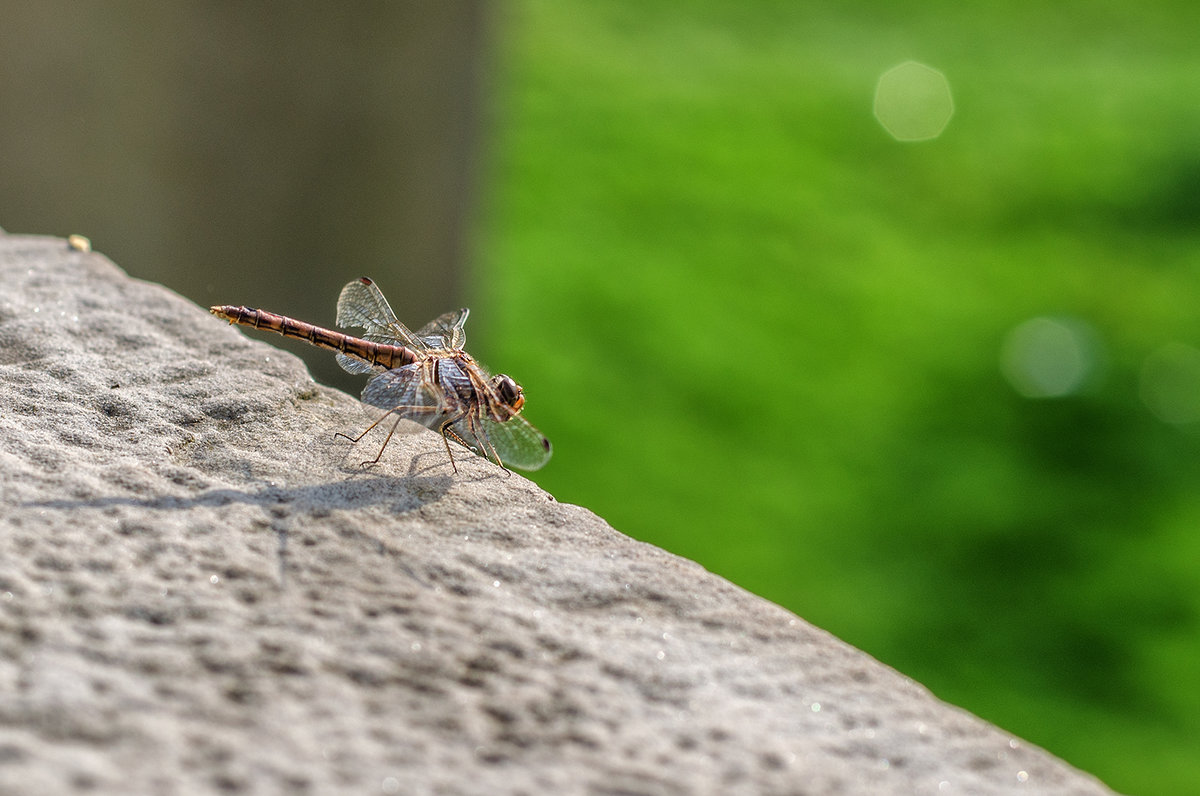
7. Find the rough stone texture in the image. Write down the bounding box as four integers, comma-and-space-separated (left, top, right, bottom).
0, 233, 1116, 795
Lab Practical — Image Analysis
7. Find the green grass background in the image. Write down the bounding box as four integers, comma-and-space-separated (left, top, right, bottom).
477, 2, 1200, 793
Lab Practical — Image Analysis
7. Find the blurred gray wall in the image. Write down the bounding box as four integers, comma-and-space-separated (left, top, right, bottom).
0, 2, 490, 391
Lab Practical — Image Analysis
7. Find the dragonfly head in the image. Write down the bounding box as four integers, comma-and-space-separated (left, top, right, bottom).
493, 374, 525, 413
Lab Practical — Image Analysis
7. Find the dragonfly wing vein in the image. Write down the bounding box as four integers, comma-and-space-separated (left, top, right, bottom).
335, 351, 381, 375
337, 279, 426, 350
474, 414, 552, 471
416, 308, 469, 350
361, 366, 442, 423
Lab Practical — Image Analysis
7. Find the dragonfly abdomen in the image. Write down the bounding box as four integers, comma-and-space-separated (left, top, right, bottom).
210, 305, 418, 370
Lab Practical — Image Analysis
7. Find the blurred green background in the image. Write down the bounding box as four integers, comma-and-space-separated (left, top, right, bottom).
483, 3, 1200, 794
4, 2, 1199, 793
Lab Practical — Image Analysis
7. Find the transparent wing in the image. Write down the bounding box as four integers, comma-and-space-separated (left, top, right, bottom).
360, 364, 441, 421
360, 359, 552, 471
453, 412, 552, 471
336, 278, 426, 351
334, 351, 382, 375
415, 307, 469, 350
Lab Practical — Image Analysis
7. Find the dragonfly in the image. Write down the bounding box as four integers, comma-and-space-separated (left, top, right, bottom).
210, 278, 552, 472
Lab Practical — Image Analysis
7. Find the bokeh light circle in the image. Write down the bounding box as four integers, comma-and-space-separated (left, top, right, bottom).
874, 61, 954, 142
1140, 342, 1200, 425
1001, 316, 1101, 398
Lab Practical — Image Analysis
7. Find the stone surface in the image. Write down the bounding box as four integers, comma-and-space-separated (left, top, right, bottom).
0, 233, 1116, 795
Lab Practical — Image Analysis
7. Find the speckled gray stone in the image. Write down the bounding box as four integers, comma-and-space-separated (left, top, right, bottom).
0, 233, 1116, 795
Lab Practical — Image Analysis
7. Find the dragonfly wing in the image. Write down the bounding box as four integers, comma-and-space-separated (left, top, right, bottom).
471, 413, 553, 471
337, 278, 426, 350
336, 278, 398, 330
360, 364, 443, 428
416, 307, 469, 350
335, 351, 381, 375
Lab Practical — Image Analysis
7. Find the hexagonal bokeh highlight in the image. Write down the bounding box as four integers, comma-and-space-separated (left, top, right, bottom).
874, 61, 954, 142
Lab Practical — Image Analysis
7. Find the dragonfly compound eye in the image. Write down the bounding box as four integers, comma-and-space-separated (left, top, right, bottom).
494, 375, 525, 411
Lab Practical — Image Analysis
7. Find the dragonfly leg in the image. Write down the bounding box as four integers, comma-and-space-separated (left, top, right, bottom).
437, 415, 468, 474
337, 405, 509, 475
389, 405, 465, 473
472, 417, 510, 475
442, 412, 510, 475
336, 404, 450, 469
362, 414, 406, 467
334, 407, 400, 444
